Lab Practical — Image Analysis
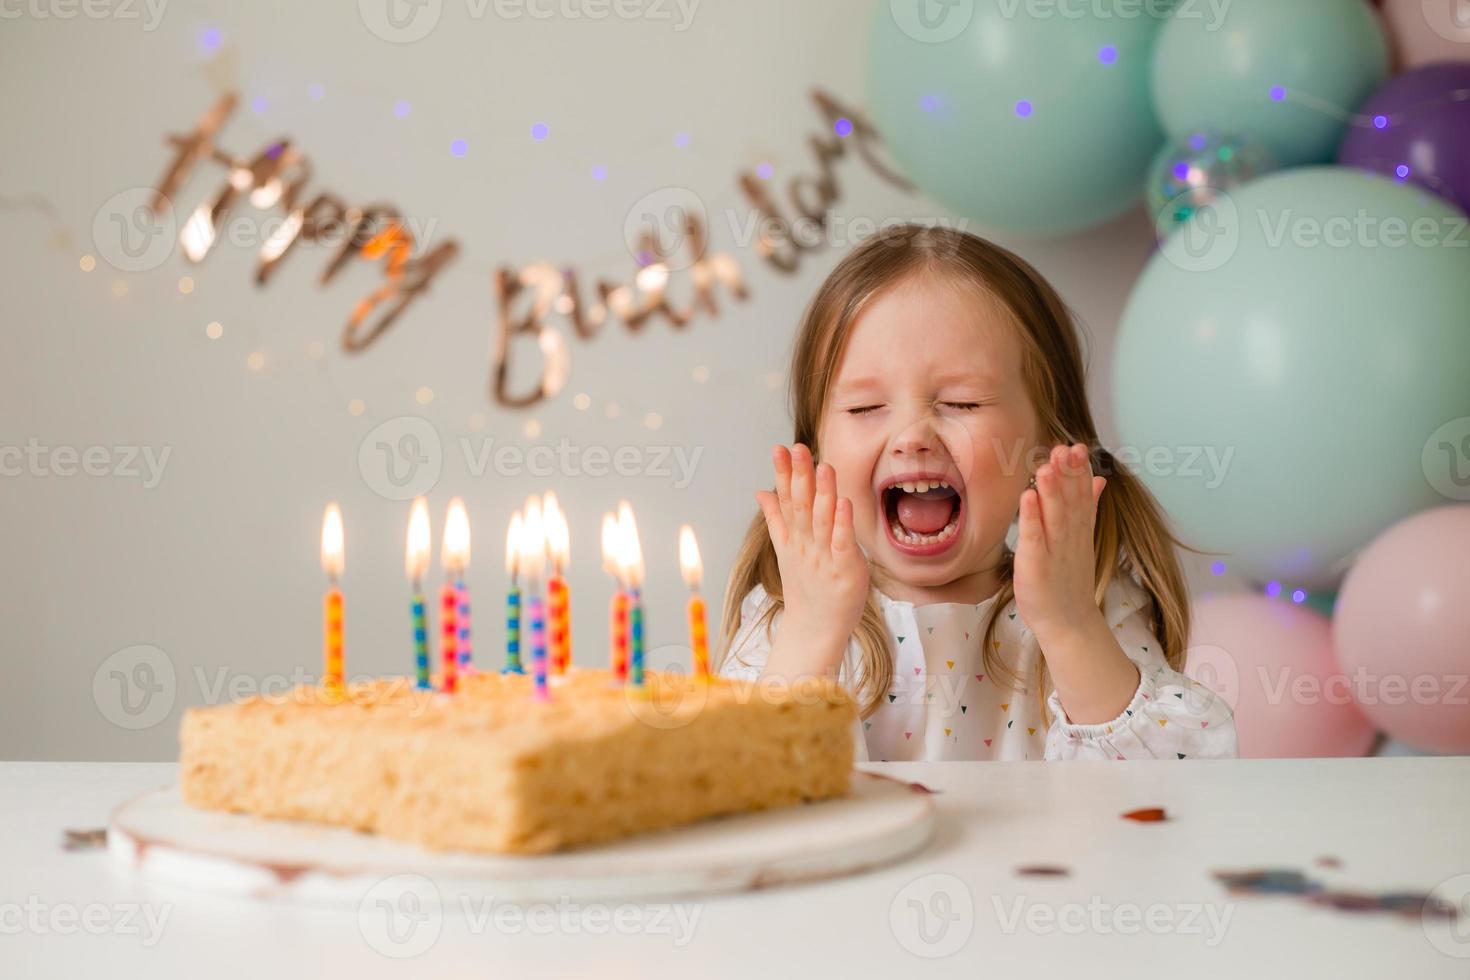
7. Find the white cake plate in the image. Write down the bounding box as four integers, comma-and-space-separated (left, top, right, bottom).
108, 772, 936, 906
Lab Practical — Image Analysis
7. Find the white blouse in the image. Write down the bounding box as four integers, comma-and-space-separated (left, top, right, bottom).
720, 570, 1237, 761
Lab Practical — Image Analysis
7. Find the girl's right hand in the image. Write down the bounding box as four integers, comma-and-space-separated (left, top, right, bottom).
754, 444, 870, 674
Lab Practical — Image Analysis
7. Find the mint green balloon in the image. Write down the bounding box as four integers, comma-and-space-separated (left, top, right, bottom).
867, 1, 1164, 236
1152, 0, 1388, 167
1114, 167, 1470, 589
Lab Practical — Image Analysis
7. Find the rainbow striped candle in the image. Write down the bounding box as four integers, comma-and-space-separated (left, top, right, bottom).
548, 573, 569, 674
406, 498, 432, 689
321, 503, 345, 689
412, 591, 430, 689
628, 587, 645, 687
610, 589, 630, 682
456, 579, 472, 672
529, 593, 549, 701
505, 584, 524, 674
440, 583, 458, 693
679, 526, 710, 680
543, 492, 571, 674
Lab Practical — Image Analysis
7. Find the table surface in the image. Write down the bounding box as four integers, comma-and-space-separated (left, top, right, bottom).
5, 758, 1470, 979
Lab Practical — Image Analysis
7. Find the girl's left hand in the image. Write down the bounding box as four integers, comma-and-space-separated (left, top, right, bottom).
1013, 443, 1107, 643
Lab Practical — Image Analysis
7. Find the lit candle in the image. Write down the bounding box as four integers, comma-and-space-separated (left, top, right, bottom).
523, 496, 550, 700
441, 501, 469, 694
602, 512, 630, 683
503, 510, 525, 675
679, 525, 710, 681
320, 503, 345, 690
618, 501, 646, 689
406, 497, 431, 690
543, 491, 571, 675
445, 498, 473, 674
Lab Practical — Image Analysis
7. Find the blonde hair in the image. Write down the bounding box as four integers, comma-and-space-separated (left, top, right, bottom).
717, 224, 1207, 722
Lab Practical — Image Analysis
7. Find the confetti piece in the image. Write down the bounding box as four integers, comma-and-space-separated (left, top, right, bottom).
62, 828, 107, 851
1015, 865, 1070, 877
1121, 807, 1168, 823
1315, 855, 1343, 869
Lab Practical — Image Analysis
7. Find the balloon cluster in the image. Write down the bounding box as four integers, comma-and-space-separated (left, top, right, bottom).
866, 0, 1470, 756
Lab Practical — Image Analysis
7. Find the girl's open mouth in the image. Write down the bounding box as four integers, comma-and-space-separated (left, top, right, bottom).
881, 477, 964, 557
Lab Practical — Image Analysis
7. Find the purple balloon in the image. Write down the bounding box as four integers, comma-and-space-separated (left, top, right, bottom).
1338, 62, 1470, 214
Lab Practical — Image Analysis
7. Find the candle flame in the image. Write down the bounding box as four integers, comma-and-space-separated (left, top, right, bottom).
506, 510, 523, 577
542, 490, 569, 568
678, 524, 702, 590
405, 497, 430, 582
443, 497, 471, 573
617, 500, 644, 589
521, 495, 546, 582
600, 512, 621, 580
321, 502, 344, 580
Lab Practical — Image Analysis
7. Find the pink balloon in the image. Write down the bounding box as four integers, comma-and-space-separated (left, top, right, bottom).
1334, 506, 1470, 753
1383, 0, 1470, 69
1186, 595, 1377, 758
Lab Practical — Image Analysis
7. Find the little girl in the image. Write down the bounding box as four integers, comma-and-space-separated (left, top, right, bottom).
717, 225, 1236, 761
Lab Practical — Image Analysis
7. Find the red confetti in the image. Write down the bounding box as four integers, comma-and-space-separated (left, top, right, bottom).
1121, 806, 1168, 822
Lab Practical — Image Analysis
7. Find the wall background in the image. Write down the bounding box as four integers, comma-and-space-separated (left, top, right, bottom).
0, 0, 1232, 760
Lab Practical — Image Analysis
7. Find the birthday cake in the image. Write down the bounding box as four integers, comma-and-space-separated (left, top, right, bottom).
179, 668, 855, 855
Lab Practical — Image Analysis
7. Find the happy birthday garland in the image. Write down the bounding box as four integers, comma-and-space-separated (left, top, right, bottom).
142, 89, 914, 410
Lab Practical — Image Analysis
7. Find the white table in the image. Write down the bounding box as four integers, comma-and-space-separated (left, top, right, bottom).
5, 759, 1469, 978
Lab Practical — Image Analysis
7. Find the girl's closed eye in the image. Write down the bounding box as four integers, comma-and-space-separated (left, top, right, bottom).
846, 404, 884, 416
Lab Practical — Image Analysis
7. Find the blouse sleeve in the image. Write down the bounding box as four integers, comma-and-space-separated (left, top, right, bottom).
718, 584, 780, 682
1043, 574, 1238, 761
718, 584, 871, 764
